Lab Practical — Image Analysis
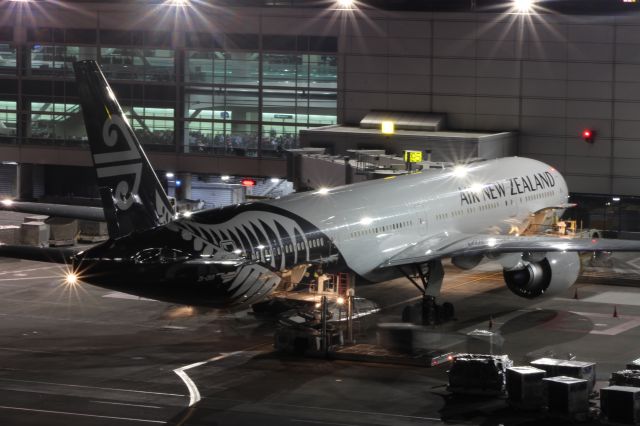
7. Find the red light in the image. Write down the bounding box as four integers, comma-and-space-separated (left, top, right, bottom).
241, 179, 256, 187
582, 129, 595, 143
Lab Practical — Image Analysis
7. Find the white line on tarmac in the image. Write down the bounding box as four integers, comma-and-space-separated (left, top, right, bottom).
0, 378, 184, 398
173, 369, 200, 407
173, 351, 243, 407
90, 400, 163, 409
0, 405, 165, 424
0, 276, 58, 281
0, 265, 58, 276
269, 402, 442, 422
0, 346, 58, 354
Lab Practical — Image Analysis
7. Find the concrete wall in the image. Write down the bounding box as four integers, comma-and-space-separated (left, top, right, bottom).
340, 11, 640, 196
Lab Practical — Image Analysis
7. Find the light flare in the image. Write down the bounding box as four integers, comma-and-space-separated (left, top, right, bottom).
65, 272, 78, 286
513, 0, 535, 13
452, 165, 468, 178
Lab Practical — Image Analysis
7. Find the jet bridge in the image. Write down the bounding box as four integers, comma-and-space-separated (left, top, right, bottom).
299, 110, 516, 161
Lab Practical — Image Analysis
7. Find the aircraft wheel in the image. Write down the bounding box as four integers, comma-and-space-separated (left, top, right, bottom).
442, 302, 455, 321
402, 303, 422, 324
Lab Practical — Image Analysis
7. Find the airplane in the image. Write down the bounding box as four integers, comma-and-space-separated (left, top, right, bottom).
1, 59, 640, 316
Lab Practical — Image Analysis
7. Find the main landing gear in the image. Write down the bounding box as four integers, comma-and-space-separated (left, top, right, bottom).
397, 259, 455, 325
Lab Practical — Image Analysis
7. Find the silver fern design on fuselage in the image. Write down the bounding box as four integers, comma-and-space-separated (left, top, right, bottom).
165, 206, 338, 304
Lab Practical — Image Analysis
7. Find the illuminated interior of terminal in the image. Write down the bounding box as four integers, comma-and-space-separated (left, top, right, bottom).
0, 28, 337, 157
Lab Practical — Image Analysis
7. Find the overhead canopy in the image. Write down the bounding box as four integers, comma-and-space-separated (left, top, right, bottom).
360, 110, 446, 132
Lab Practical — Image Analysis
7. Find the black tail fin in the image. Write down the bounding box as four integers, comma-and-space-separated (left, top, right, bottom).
73, 60, 174, 239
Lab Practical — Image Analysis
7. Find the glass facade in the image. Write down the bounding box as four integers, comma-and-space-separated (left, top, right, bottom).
184, 46, 337, 155
128, 106, 175, 150
30, 45, 97, 77
0, 44, 16, 75
29, 102, 85, 145
0, 100, 17, 143
100, 48, 175, 82
10, 27, 337, 158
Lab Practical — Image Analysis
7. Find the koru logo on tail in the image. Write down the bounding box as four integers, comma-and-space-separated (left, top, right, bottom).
94, 116, 142, 211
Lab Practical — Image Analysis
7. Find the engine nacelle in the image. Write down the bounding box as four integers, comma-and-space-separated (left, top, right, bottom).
502, 252, 581, 299
451, 254, 483, 270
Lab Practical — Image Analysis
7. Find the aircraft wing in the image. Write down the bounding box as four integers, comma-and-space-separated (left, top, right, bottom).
379, 233, 640, 268
0, 201, 105, 222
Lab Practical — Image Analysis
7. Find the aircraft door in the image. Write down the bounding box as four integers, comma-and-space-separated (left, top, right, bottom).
414, 202, 428, 237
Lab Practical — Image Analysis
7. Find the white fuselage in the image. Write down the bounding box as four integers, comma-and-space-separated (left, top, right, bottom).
264, 157, 568, 280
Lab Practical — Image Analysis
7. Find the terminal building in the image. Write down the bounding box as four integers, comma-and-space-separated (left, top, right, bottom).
0, 0, 638, 229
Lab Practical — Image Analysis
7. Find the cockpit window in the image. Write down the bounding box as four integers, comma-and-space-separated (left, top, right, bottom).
134, 248, 190, 264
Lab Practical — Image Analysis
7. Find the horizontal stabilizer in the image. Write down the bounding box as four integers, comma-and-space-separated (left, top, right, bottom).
0, 244, 78, 264
0, 201, 105, 222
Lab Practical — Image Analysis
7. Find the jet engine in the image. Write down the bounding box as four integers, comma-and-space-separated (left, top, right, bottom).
501, 252, 581, 299
451, 254, 483, 270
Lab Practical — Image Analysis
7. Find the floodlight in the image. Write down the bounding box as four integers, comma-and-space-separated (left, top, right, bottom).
316, 187, 330, 195
381, 121, 395, 135
165, 172, 175, 178
337, 0, 355, 8
221, 175, 230, 181
513, 0, 535, 13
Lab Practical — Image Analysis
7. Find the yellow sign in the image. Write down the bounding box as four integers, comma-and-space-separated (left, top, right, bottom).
381, 121, 395, 135
404, 150, 423, 163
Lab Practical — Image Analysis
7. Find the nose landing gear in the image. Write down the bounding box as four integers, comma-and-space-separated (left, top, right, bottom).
397, 259, 455, 325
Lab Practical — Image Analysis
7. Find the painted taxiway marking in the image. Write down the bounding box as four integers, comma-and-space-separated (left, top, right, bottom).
626, 256, 640, 270
271, 401, 443, 422
0, 405, 165, 424
579, 291, 640, 307
0, 276, 59, 281
570, 311, 640, 336
0, 346, 58, 354
0, 378, 184, 398
173, 351, 244, 407
0, 265, 58, 276
90, 400, 163, 409
103, 291, 156, 302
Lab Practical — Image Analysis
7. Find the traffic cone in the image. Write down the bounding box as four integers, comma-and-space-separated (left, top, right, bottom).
613, 306, 619, 318
573, 288, 579, 300
488, 316, 493, 329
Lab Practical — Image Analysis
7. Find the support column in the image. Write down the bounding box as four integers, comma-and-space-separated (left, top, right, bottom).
175, 172, 192, 201
16, 163, 33, 200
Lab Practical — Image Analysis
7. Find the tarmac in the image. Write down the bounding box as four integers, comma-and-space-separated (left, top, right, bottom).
2, 212, 640, 425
